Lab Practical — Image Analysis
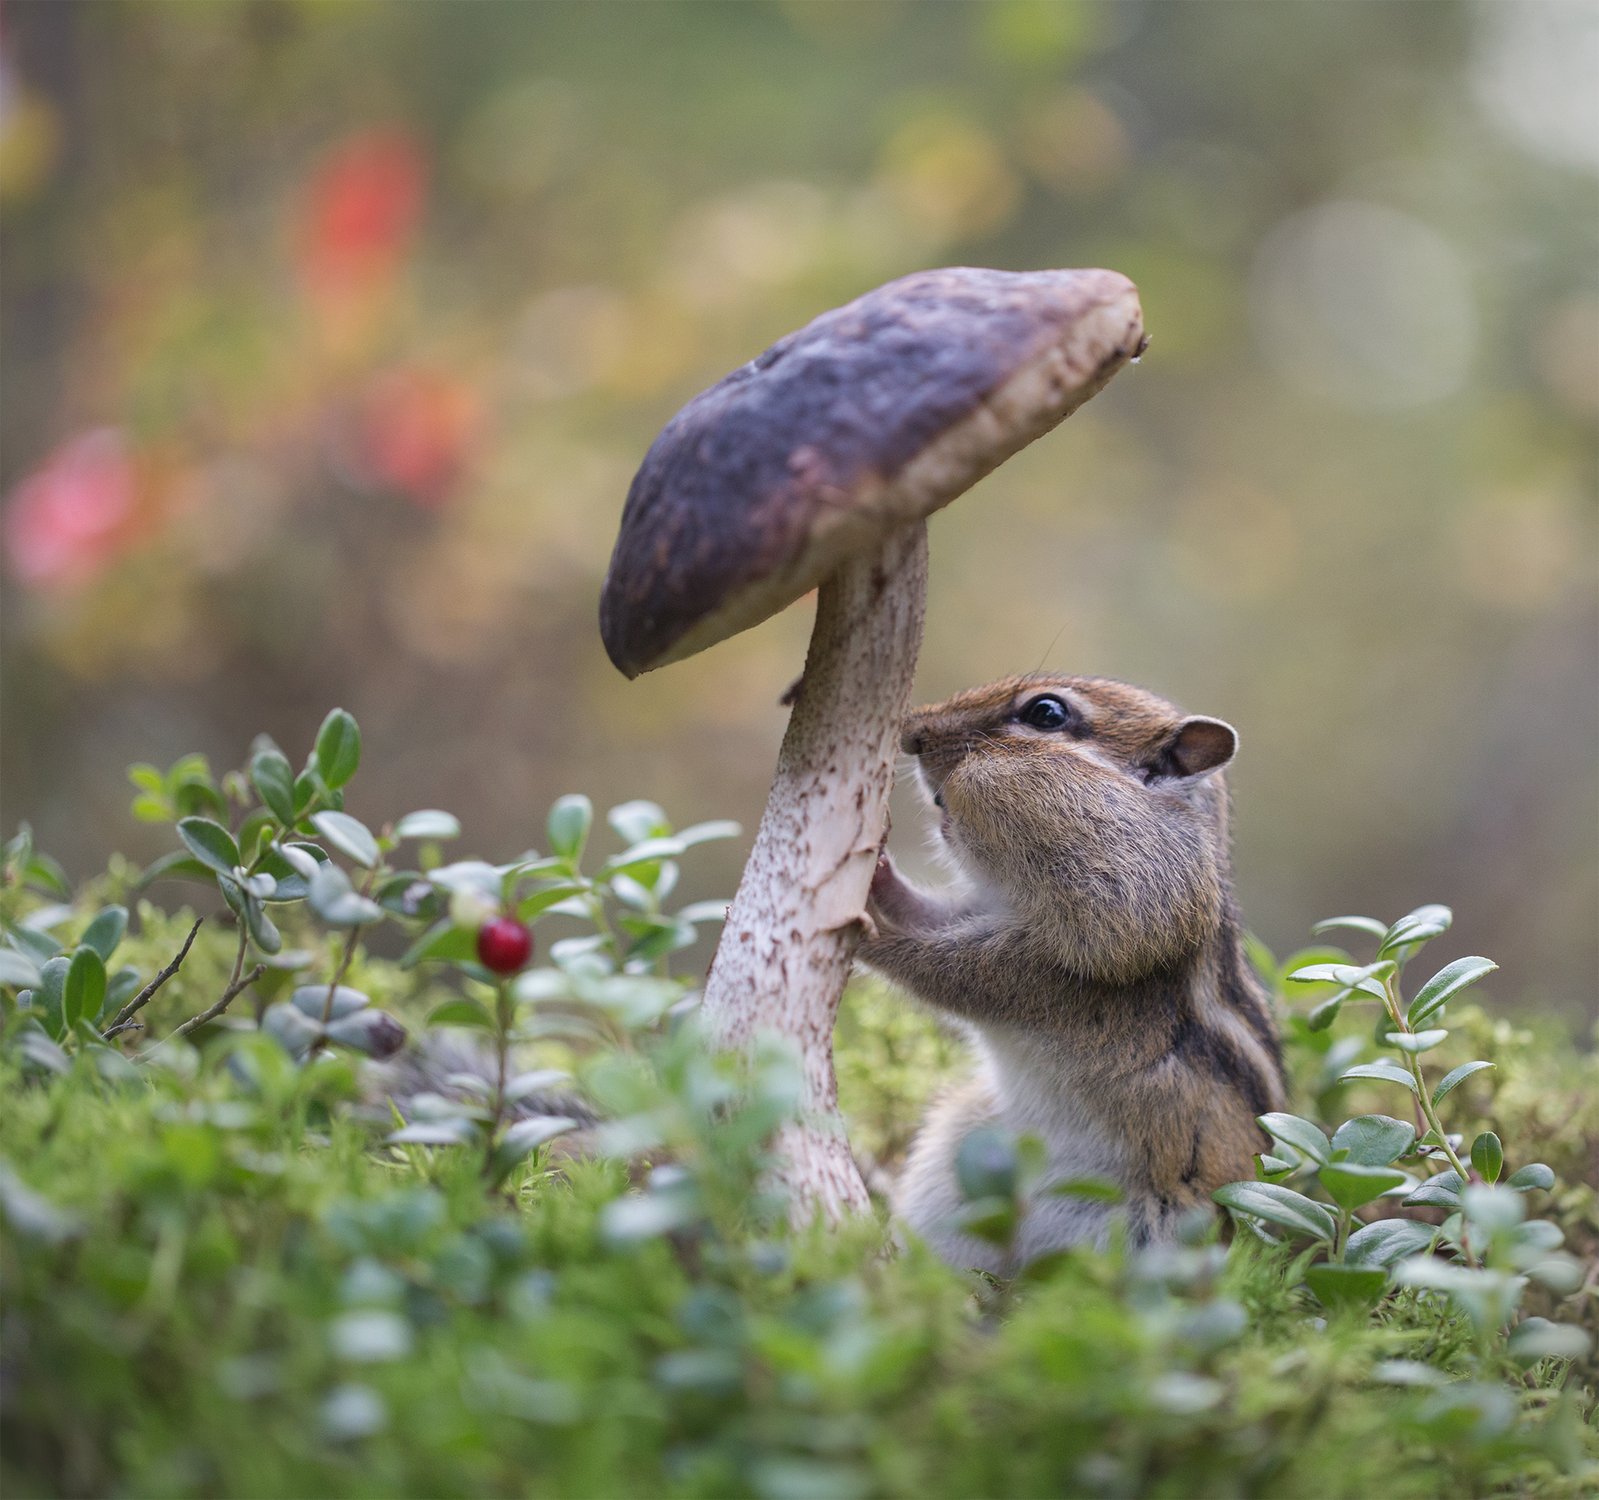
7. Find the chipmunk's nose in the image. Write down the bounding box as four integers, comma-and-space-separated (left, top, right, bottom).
900, 726, 925, 756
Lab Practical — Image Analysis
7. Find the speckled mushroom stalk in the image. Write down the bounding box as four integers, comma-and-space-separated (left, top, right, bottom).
601, 267, 1145, 1223
702, 523, 927, 1218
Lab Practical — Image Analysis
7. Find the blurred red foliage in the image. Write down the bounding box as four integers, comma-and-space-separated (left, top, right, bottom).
350, 365, 480, 508
297, 127, 427, 303
4, 428, 140, 591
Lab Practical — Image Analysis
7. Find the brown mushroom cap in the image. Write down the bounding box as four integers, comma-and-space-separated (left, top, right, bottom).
600, 266, 1144, 678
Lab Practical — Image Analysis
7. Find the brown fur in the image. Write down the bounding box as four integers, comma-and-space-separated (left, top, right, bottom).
859, 674, 1284, 1270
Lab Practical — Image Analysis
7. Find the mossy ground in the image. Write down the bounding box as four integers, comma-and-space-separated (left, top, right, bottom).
2, 902, 1596, 1499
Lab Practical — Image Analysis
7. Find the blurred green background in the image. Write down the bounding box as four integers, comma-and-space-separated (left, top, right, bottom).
2, 0, 1594, 1020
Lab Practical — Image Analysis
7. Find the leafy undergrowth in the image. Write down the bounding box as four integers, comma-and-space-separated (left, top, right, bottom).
2, 711, 1596, 1499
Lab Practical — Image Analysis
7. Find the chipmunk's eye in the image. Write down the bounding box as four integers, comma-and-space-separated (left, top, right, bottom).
1019, 694, 1073, 731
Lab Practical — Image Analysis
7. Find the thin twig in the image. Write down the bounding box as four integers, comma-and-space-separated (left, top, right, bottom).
150, 962, 267, 1049
320, 866, 379, 1027
104, 917, 203, 1036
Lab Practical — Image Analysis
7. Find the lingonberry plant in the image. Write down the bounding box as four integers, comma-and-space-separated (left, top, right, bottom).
1, 716, 1594, 1497
1209, 904, 1588, 1379
1, 709, 739, 1191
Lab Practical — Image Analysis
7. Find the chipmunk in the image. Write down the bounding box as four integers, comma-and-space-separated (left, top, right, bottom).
857, 674, 1283, 1274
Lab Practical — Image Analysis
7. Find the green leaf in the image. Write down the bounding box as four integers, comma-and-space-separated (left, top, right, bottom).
675, 820, 741, 848
387, 1120, 478, 1147
1306, 990, 1354, 1031
79, 906, 128, 962
16, 1025, 70, 1074
1257, 1112, 1332, 1166
314, 709, 362, 790
1287, 961, 1391, 1000
1402, 1169, 1463, 1210
9, 924, 62, 964
1505, 1162, 1554, 1192
1048, 1176, 1123, 1202
176, 817, 242, 878
293, 770, 323, 817
1331, 1115, 1416, 1167
1470, 1131, 1503, 1185
0, 1163, 84, 1245
261, 1001, 323, 1058
1345, 1217, 1438, 1268
250, 749, 296, 824
606, 800, 668, 845
127, 763, 164, 796
428, 998, 496, 1031
1212, 1181, 1337, 1242
1386, 1028, 1448, 1054
1304, 1263, 1388, 1311
624, 917, 696, 965
955, 1127, 1018, 1202
516, 884, 588, 921
135, 851, 218, 891
1319, 1161, 1408, 1212
1378, 904, 1451, 958
0, 949, 41, 990
1432, 1060, 1494, 1102
546, 795, 593, 863
1338, 1060, 1418, 1093
676, 900, 730, 926
1507, 1318, 1591, 1366
306, 864, 383, 927
602, 837, 686, 875
244, 897, 282, 955
491, 1116, 579, 1181
1462, 1183, 1524, 1233
394, 810, 461, 842
29, 959, 67, 1042
103, 966, 141, 1017
400, 921, 477, 969
255, 842, 327, 902
62, 946, 106, 1031
312, 811, 380, 869
501, 1070, 569, 1104
1407, 956, 1497, 1026
1254, 1154, 1294, 1183
1311, 915, 1388, 941
291, 984, 369, 1020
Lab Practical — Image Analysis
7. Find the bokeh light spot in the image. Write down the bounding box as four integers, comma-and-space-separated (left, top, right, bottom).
1250, 200, 1477, 409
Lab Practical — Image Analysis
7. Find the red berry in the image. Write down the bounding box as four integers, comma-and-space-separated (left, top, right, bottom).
476, 917, 532, 975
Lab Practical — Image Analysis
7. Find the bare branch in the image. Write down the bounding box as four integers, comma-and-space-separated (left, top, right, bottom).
105, 917, 203, 1036
154, 963, 267, 1048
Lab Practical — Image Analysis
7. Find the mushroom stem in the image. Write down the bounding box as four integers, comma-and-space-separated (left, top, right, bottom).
701, 520, 929, 1223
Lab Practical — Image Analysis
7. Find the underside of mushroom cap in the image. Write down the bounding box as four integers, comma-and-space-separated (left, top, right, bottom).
600, 265, 1144, 678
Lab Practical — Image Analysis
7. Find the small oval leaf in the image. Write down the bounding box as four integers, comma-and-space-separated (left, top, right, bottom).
1407, 956, 1497, 1026
314, 709, 362, 790
394, 810, 461, 842
176, 817, 242, 878
1212, 1181, 1337, 1242
1470, 1131, 1503, 1184
1257, 1112, 1332, 1166
311, 811, 380, 870
546, 795, 593, 863
251, 749, 297, 825
1338, 1060, 1419, 1093
1432, 1059, 1494, 1102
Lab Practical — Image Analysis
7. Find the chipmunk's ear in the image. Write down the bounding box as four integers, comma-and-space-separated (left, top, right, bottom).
1152, 716, 1237, 779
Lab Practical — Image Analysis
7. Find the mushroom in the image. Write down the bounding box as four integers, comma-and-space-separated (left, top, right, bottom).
601, 266, 1145, 1220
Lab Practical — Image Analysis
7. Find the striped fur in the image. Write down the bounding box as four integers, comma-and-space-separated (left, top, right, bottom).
858, 674, 1284, 1275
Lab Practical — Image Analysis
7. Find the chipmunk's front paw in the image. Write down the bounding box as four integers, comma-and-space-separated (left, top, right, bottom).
865, 852, 907, 936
